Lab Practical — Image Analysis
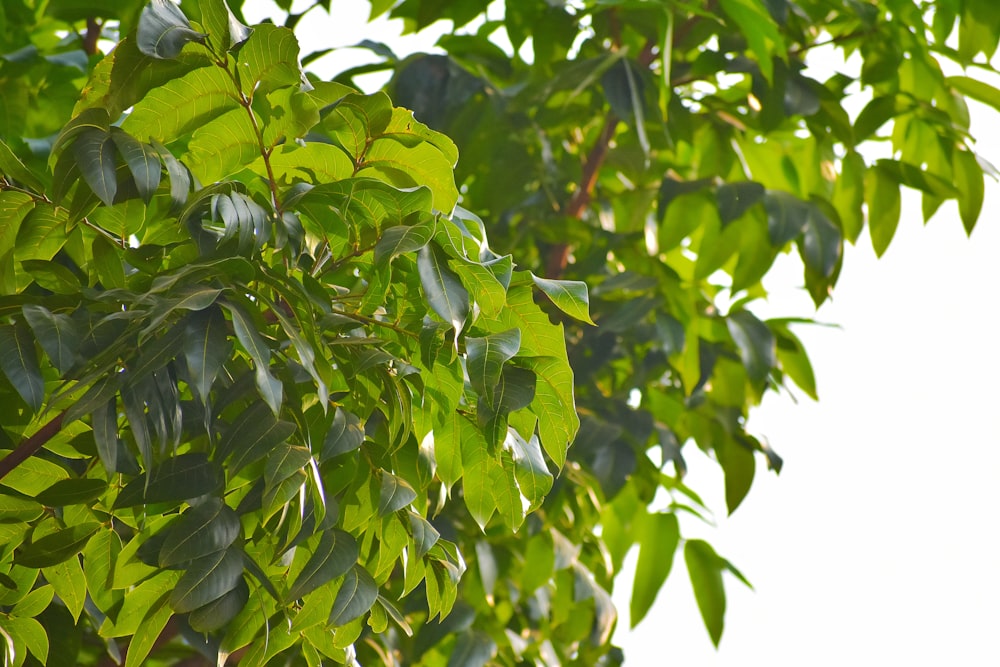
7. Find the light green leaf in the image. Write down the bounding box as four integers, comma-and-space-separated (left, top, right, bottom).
43, 555, 87, 622
866, 165, 902, 257
505, 431, 552, 511
718, 0, 785, 81
200, 0, 252, 54
169, 547, 244, 613
947, 74, 1000, 113
374, 218, 436, 266
519, 355, 576, 469
407, 511, 440, 560
685, 539, 727, 647
530, 274, 595, 325
953, 148, 984, 234
361, 137, 459, 213
2, 616, 48, 666
448, 630, 496, 667
123, 65, 236, 143
124, 593, 172, 667
462, 423, 497, 530
236, 23, 300, 96
327, 564, 378, 627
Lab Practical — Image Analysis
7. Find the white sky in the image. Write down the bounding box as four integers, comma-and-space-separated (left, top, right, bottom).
245, 2, 1000, 662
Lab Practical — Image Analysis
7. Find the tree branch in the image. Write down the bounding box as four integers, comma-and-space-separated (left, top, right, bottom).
0, 410, 66, 481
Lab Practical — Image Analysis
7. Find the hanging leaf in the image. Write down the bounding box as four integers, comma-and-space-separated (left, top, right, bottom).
22, 304, 80, 376
222, 301, 283, 415
418, 244, 469, 339
137, 0, 206, 59
15, 523, 100, 569
505, 431, 552, 511
113, 454, 223, 508
726, 310, 775, 387
217, 402, 297, 477
73, 128, 118, 207
800, 202, 842, 278
0, 323, 44, 412
465, 329, 521, 407
188, 577, 249, 632
327, 564, 378, 626
630, 511, 680, 627
322, 407, 365, 459
866, 165, 901, 257
374, 217, 436, 266
407, 511, 440, 560
110, 129, 161, 203
182, 306, 232, 405
685, 539, 727, 647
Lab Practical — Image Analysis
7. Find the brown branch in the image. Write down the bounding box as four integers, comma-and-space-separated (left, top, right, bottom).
0, 410, 66, 481
83, 17, 102, 56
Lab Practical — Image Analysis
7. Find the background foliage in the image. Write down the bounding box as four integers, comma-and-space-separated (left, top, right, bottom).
1, 0, 998, 666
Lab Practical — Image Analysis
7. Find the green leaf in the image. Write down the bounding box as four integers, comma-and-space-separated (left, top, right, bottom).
418, 244, 469, 338
630, 511, 679, 627
42, 556, 87, 622
73, 128, 117, 207
0, 139, 44, 191
286, 529, 359, 601
113, 453, 223, 508
506, 431, 552, 511
947, 75, 1000, 113
685, 539, 727, 647
0, 323, 44, 412
601, 58, 649, 158
15, 523, 99, 568
717, 436, 756, 514
2, 616, 48, 665
10, 584, 53, 618
22, 304, 79, 376
322, 407, 365, 459
264, 443, 311, 496
466, 329, 521, 408
952, 149, 984, 234
773, 324, 818, 400
719, 0, 785, 81
378, 472, 417, 516
448, 630, 497, 667
726, 310, 775, 387
217, 402, 297, 477
327, 564, 378, 627
137, 0, 206, 59
222, 301, 282, 414
716, 181, 764, 226
34, 479, 107, 506
0, 495, 43, 523
800, 202, 842, 278
124, 593, 172, 667
169, 547, 243, 613
200, 0, 252, 54
182, 306, 232, 405
461, 423, 497, 530
109, 128, 161, 203
158, 497, 240, 567
236, 23, 300, 96
530, 274, 596, 325
188, 577, 249, 632
762, 190, 808, 246
92, 398, 119, 475
407, 511, 440, 560
374, 217, 436, 266
866, 165, 902, 257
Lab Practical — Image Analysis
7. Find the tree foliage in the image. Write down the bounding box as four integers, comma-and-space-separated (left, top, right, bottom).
0, 0, 997, 665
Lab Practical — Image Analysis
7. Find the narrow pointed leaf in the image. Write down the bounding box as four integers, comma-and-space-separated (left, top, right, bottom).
322, 407, 365, 459
73, 128, 117, 207
223, 301, 282, 414
685, 539, 727, 647
188, 577, 249, 632
22, 305, 79, 375
114, 453, 223, 508
34, 479, 107, 506
92, 398, 119, 474
630, 512, 679, 627
15, 523, 100, 568
0, 323, 44, 412
407, 511, 440, 560
183, 306, 232, 405
418, 244, 469, 338
217, 402, 297, 477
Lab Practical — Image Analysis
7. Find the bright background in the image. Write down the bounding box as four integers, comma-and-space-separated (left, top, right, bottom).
244, 2, 1000, 662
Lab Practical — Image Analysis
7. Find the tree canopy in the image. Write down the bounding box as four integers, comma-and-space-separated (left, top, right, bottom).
0, 0, 997, 665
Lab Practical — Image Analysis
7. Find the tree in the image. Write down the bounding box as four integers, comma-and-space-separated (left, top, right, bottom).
0, 0, 996, 665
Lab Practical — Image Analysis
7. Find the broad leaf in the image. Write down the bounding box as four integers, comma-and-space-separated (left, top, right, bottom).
286, 529, 359, 601
137, 0, 206, 59
158, 498, 240, 567
630, 512, 680, 627
0, 323, 44, 412
169, 547, 244, 613
327, 564, 378, 626
530, 274, 596, 325
378, 472, 417, 516
466, 329, 521, 408
15, 523, 100, 569
114, 454, 223, 508
685, 539, 727, 647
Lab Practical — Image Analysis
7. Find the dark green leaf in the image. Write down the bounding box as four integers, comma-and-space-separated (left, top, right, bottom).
73, 128, 117, 207
15, 523, 99, 568
407, 511, 440, 560
0, 323, 44, 412
217, 402, 297, 477
530, 274, 595, 325
222, 301, 282, 415
182, 306, 232, 405
188, 577, 249, 631
159, 498, 241, 567
110, 129, 161, 203
113, 453, 223, 508
264, 444, 312, 495
447, 630, 496, 667
327, 564, 377, 626
137, 0, 206, 59
685, 539, 727, 647
726, 310, 775, 386
169, 547, 244, 613
92, 398, 119, 474
801, 202, 842, 278
716, 181, 764, 226
34, 479, 107, 506
286, 529, 359, 601
763, 190, 808, 246
374, 218, 436, 265
22, 304, 79, 375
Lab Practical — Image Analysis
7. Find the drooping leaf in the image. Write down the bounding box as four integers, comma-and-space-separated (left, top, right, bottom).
73, 128, 117, 207
418, 244, 469, 338
222, 301, 283, 414
15, 523, 100, 569
630, 511, 680, 627
407, 511, 440, 560
726, 310, 775, 387
866, 165, 902, 257
182, 305, 232, 405
188, 577, 249, 632
0, 323, 44, 412
322, 407, 365, 459
466, 329, 521, 408
113, 453, 223, 508
685, 539, 727, 647
505, 431, 552, 511
378, 472, 417, 516
22, 304, 79, 376
109, 128, 161, 203
374, 217, 436, 266
217, 402, 297, 477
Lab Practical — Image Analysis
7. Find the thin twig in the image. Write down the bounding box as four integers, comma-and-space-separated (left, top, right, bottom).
0, 411, 67, 481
